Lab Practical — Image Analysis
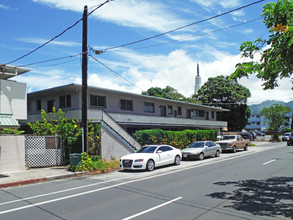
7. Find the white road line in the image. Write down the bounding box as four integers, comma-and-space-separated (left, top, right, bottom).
0, 178, 127, 206
0, 150, 262, 215
263, 159, 276, 165
122, 197, 183, 220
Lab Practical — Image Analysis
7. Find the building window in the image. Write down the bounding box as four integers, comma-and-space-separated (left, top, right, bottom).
120, 99, 133, 111
36, 100, 42, 111
90, 95, 106, 108
47, 100, 54, 113
59, 95, 71, 108
257, 122, 260, 125
191, 109, 197, 117
144, 102, 155, 113
199, 110, 205, 117
212, 111, 215, 118
177, 107, 182, 115
168, 105, 173, 115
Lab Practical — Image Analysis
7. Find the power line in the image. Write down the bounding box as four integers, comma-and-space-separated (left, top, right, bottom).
131, 17, 262, 50
89, 54, 144, 91
31, 18, 261, 67
18, 53, 82, 67
5, 0, 113, 65
99, 0, 265, 53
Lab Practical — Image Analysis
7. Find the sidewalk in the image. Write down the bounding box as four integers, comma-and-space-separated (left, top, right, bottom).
0, 141, 271, 189
0, 166, 82, 188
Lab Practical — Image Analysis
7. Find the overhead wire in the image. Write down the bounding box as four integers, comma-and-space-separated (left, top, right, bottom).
18, 53, 83, 67
5, 0, 113, 65
99, 0, 266, 53
89, 54, 144, 91
131, 18, 262, 50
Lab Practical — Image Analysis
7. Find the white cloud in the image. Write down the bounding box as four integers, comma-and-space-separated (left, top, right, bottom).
13, 44, 292, 105
190, 0, 241, 9
243, 29, 253, 34
13, 68, 78, 91
33, 0, 188, 33
18, 38, 80, 47
96, 48, 292, 104
0, 4, 17, 10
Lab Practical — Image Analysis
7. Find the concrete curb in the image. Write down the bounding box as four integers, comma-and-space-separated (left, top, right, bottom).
0, 167, 121, 189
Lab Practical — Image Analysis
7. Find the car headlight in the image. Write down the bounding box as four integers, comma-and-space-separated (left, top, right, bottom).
134, 159, 144, 162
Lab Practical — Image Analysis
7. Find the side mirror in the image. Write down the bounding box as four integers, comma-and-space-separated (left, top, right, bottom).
157, 150, 163, 153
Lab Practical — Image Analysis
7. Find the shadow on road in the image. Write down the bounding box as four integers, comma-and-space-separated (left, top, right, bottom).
207, 176, 293, 219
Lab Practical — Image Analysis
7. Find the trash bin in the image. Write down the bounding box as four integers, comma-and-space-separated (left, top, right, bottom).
69, 153, 82, 167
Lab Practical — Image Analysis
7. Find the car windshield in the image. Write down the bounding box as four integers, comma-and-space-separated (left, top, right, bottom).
188, 142, 205, 148
284, 133, 290, 136
137, 146, 157, 153
222, 135, 236, 140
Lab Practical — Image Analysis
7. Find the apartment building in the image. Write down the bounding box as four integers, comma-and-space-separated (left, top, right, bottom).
27, 84, 229, 159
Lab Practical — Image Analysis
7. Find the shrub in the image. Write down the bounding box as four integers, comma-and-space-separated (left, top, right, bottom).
133, 129, 218, 149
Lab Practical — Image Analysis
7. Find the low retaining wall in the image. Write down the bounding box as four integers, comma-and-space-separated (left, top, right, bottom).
0, 136, 26, 173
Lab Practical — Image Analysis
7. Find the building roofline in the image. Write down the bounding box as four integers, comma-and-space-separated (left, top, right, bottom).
0, 64, 30, 80
28, 83, 229, 112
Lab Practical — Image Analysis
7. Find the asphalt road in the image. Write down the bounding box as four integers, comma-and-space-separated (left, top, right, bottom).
0, 142, 292, 220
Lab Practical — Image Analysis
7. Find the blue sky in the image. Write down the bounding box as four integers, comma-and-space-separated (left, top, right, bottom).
1, 0, 292, 104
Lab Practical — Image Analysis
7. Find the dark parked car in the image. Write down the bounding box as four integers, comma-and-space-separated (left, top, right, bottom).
254, 130, 265, 136
287, 135, 293, 146
249, 132, 256, 140
282, 132, 293, 142
240, 132, 253, 141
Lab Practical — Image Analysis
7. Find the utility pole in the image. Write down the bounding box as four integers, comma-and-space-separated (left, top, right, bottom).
82, 5, 88, 153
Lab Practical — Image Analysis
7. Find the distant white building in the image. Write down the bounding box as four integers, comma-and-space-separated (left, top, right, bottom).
245, 112, 292, 132
194, 63, 201, 95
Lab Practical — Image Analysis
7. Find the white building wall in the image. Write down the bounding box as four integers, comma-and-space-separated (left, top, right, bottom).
0, 136, 26, 172
101, 127, 133, 160
0, 80, 27, 120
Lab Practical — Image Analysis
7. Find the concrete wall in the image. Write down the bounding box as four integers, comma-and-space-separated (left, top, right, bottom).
101, 127, 133, 160
0, 136, 26, 172
0, 80, 27, 120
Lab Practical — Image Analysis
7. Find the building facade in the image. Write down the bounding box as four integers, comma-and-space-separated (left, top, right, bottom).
27, 84, 228, 159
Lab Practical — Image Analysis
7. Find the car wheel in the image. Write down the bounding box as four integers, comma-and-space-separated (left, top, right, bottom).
215, 150, 220, 157
244, 144, 248, 151
146, 159, 155, 171
232, 146, 236, 153
198, 153, 204, 160
174, 155, 180, 165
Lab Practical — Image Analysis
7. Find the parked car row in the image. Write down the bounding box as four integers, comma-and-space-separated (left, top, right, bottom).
120, 136, 248, 171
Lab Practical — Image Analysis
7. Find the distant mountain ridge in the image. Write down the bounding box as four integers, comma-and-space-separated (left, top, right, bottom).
249, 100, 293, 114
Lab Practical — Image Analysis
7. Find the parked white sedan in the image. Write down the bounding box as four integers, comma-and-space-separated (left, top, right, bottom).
120, 145, 182, 171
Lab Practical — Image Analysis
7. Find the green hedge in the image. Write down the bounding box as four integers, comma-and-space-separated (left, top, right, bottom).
133, 129, 218, 149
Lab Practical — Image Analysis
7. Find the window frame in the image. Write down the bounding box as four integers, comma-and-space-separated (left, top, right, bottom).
144, 102, 155, 113
120, 99, 133, 111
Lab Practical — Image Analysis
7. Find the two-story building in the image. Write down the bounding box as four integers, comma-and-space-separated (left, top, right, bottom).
27, 83, 229, 159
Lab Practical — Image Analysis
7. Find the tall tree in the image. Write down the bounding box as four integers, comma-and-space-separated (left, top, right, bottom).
260, 104, 292, 132
196, 75, 251, 131
230, 0, 293, 89
142, 86, 200, 103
